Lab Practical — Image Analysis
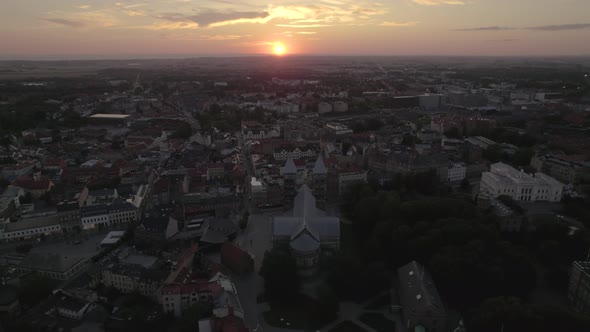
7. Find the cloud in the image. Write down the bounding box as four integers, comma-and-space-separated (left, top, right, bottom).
155, 10, 269, 27
380, 21, 418, 27
199, 34, 246, 40
454, 23, 590, 32
151, 2, 389, 30
124, 10, 146, 17
163, 33, 247, 41
527, 23, 590, 31
453, 26, 514, 31
412, 0, 465, 5
41, 18, 86, 28
276, 24, 332, 28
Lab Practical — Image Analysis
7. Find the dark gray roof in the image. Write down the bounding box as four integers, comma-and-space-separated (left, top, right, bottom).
290, 231, 320, 252
5, 217, 60, 232
88, 188, 116, 197
0, 285, 18, 306
56, 293, 89, 312
397, 261, 445, 315
80, 205, 108, 218
273, 186, 340, 239
19, 253, 86, 273
56, 201, 79, 212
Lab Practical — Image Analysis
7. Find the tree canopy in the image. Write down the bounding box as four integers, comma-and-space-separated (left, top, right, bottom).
259, 248, 301, 303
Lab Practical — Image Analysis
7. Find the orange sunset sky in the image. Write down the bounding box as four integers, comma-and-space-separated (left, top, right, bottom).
1, 0, 590, 59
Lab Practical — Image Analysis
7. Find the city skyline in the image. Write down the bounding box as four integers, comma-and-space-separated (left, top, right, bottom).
2, 0, 590, 59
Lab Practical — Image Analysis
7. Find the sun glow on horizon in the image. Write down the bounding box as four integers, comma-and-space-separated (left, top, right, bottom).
273, 43, 286, 56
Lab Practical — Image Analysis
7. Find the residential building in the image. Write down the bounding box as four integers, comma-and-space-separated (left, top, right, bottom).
207, 163, 226, 181
480, 162, 564, 202
324, 123, 353, 136
101, 263, 166, 298
53, 290, 94, 320
241, 122, 280, 140
531, 154, 590, 184
1, 161, 38, 179
80, 202, 138, 230
135, 214, 179, 243
12, 174, 54, 198
0, 212, 61, 241
273, 145, 318, 161
84, 188, 118, 206
447, 163, 466, 182
56, 201, 81, 233
327, 163, 367, 200
317, 102, 332, 114
333, 101, 348, 113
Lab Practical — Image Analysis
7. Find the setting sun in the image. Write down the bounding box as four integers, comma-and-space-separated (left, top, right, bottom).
273, 43, 286, 56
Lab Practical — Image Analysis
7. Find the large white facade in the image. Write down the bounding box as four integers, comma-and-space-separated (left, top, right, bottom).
480, 162, 563, 202
447, 163, 466, 182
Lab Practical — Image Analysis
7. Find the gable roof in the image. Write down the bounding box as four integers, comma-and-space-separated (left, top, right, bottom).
283, 157, 297, 174
273, 186, 340, 240
397, 261, 445, 315
313, 156, 327, 174
221, 242, 253, 268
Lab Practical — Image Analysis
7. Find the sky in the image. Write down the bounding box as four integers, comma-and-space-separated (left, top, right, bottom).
1, 0, 590, 59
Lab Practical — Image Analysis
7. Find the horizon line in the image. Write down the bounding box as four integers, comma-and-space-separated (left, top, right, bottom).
2, 53, 590, 62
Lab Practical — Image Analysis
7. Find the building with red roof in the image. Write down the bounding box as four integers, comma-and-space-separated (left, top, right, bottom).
199, 308, 249, 332
13, 174, 54, 198
221, 242, 254, 275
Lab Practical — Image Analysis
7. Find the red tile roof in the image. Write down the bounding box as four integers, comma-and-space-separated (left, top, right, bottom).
161, 281, 222, 296
209, 311, 249, 332
13, 176, 52, 191
221, 242, 252, 271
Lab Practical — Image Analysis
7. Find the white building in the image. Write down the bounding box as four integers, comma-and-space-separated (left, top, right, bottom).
479, 162, 564, 202
317, 102, 332, 114
447, 163, 466, 182
1, 218, 61, 241
268, 102, 299, 114
333, 101, 348, 113
273, 146, 318, 161
81, 202, 138, 230
324, 123, 353, 136
101, 263, 165, 298
242, 124, 281, 140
